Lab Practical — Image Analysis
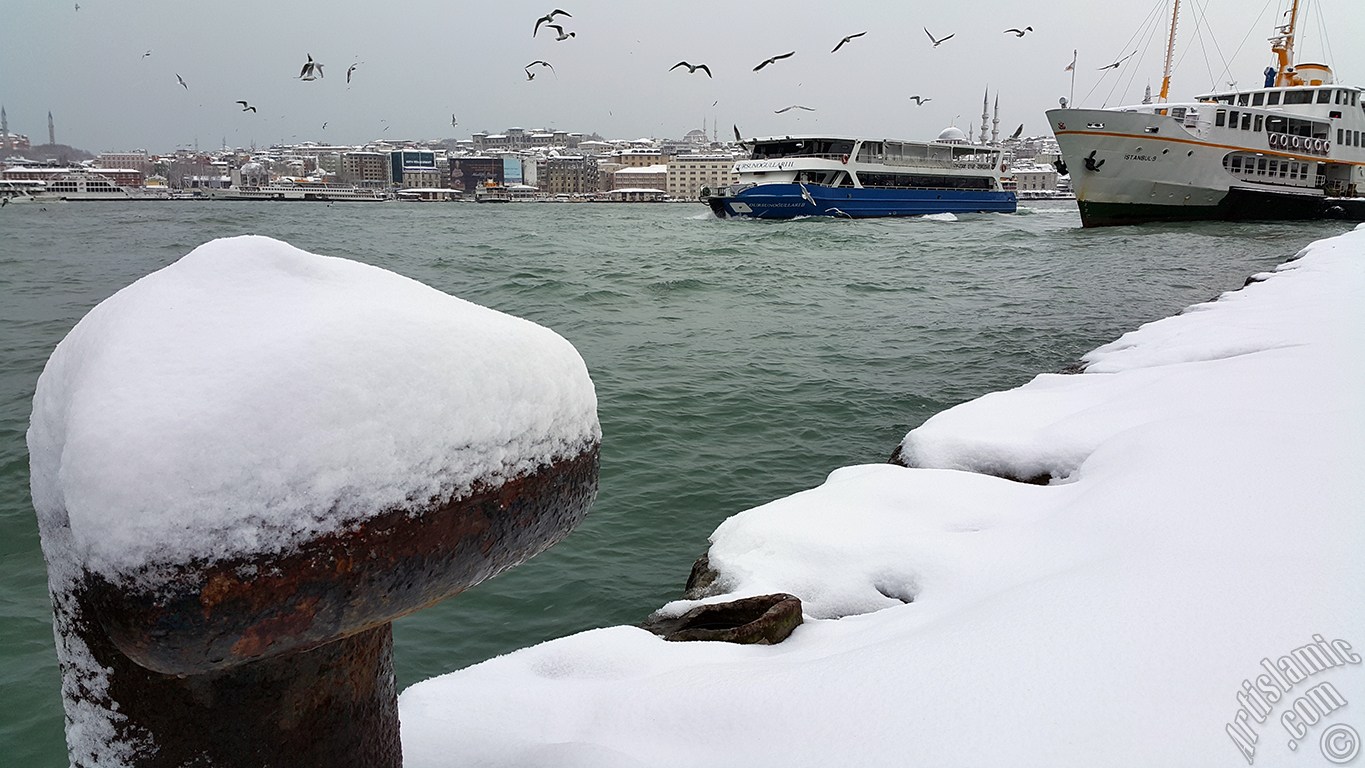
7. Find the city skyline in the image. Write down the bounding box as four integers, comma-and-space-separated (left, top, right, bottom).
4, 0, 1365, 153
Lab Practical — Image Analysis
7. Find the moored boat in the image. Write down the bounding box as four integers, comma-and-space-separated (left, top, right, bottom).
708, 131, 1016, 219
1047, 0, 1365, 227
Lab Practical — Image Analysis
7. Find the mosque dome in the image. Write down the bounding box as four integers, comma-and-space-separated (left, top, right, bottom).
936, 126, 968, 143
240, 160, 266, 175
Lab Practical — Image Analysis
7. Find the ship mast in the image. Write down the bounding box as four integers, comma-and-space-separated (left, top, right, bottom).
1157, 0, 1181, 102
1272, 0, 1300, 86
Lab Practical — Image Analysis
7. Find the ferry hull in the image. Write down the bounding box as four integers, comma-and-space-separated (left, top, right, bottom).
708, 184, 1016, 219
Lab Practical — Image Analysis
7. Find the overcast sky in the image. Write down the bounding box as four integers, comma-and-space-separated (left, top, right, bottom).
3, 0, 1363, 153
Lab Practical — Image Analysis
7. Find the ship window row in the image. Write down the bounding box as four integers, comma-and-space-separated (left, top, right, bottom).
856, 172, 992, 190
1217, 110, 1327, 138
1218, 89, 1359, 108
1338, 129, 1361, 147
1224, 155, 1312, 181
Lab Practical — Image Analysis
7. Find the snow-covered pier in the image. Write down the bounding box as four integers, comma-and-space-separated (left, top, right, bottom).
400, 225, 1365, 767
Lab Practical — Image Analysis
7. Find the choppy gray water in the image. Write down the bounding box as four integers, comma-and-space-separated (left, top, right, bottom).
0, 200, 1351, 763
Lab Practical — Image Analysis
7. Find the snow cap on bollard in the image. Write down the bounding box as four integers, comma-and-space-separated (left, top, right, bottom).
29, 235, 600, 767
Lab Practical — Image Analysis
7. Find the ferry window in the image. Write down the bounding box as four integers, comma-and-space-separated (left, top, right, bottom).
1278, 162, 1288, 178
1339, 129, 1345, 145
1229, 156, 1242, 171
1229, 110, 1239, 127
1252, 92, 1265, 106
1267, 159, 1278, 176
1254, 115, 1263, 132
1241, 114, 1252, 130
1216, 110, 1227, 127
1284, 90, 1313, 104
1316, 90, 1331, 104
1237, 93, 1249, 106
1267, 91, 1281, 105
1257, 158, 1267, 174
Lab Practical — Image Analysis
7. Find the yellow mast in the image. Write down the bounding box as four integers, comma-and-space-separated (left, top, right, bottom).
1158, 0, 1181, 102
1272, 0, 1300, 86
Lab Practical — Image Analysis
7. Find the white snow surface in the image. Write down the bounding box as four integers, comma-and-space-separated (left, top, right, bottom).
400, 226, 1365, 767
28, 235, 599, 580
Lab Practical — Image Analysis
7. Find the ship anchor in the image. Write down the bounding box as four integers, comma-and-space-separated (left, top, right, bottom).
1083, 150, 1105, 172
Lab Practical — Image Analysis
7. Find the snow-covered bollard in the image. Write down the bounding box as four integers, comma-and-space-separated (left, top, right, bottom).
28, 236, 601, 768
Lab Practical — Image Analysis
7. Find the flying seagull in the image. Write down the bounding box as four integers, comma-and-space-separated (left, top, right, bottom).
526, 59, 555, 73
533, 9, 572, 36
346, 63, 359, 83
544, 23, 575, 41
670, 61, 712, 77
142, 50, 152, 58
774, 104, 815, 113
1097, 51, 1137, 70
909, 95, 932, 105
451, 114, 459, 128
924, 28, 954, 47
235, 100, 257, 112
176, 74, 188, 89
298, 53, 324, 80
1004, 26, 1034, 37
753, 51, 795, 71
831, 31, 867, 53
322, 121, 328, 130
1010, 123, 1024, 139
733, 124, 743, 142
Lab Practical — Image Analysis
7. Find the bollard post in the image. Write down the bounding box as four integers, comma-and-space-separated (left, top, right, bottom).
29, 236, 600, 767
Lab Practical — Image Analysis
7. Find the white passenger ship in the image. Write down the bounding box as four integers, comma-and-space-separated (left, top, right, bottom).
1046, 0, 1365, 227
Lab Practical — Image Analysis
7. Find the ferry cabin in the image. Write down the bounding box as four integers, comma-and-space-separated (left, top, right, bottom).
741, 136, 1008, 193
1099, 83, 1365, 198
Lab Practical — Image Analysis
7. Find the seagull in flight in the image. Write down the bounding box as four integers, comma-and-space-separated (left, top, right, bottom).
1010, 123, 1024, 139
774, 104, 815, 113
526, 59, 555, 73
733, 124, 743, 142
1004, 26, 1034, 37
544, 23, 575, 41
451, 114, 459, 128
176, 74, 188, 89
831, 31, 867, 53
924, 28, 954, 47
533, 9, 572, 37
346, 63, 359, 83
298, 53, 323, 80
322, 121, 328, 130
1097, 51, 1137, 70
235, 100, 257, 112
909, 95, 932, 105
753, 51, 795, 71
141, 50, 152, 58
670, 61, 712, 77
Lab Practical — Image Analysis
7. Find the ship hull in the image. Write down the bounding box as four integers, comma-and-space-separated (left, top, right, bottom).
708, 183, 1015, 219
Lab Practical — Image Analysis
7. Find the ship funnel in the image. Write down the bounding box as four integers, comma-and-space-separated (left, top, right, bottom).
1291, 63, 1333, 85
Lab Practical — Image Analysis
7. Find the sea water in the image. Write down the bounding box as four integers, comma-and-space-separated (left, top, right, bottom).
0, 200, 1349, 764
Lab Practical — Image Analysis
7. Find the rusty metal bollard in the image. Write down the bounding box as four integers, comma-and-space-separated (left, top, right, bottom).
29, 236, 600, 767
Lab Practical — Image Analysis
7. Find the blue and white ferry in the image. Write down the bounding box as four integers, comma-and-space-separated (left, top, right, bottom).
708, 128, 1016, 219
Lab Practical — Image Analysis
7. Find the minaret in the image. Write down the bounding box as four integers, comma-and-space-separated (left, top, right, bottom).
1, 105, 9, 153
48, 111, 55, 146
978, 89, 989, 145
991, 94, 1000, 145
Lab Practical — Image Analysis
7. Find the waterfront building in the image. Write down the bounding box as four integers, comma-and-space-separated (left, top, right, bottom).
450, 157, 503, 192
339, 151, 389, 187
1014, 166, 1060, 193
666, 154, 740, 200
611, 164, 667, 192
389, 150, 440, 187
471, 128, 580, 152
615, 149, 667, 168
542, 156, 599, 195
97, 151, 152, 177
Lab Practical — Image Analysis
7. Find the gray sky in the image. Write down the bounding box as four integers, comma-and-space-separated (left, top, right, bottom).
3, 0, 1363, 153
